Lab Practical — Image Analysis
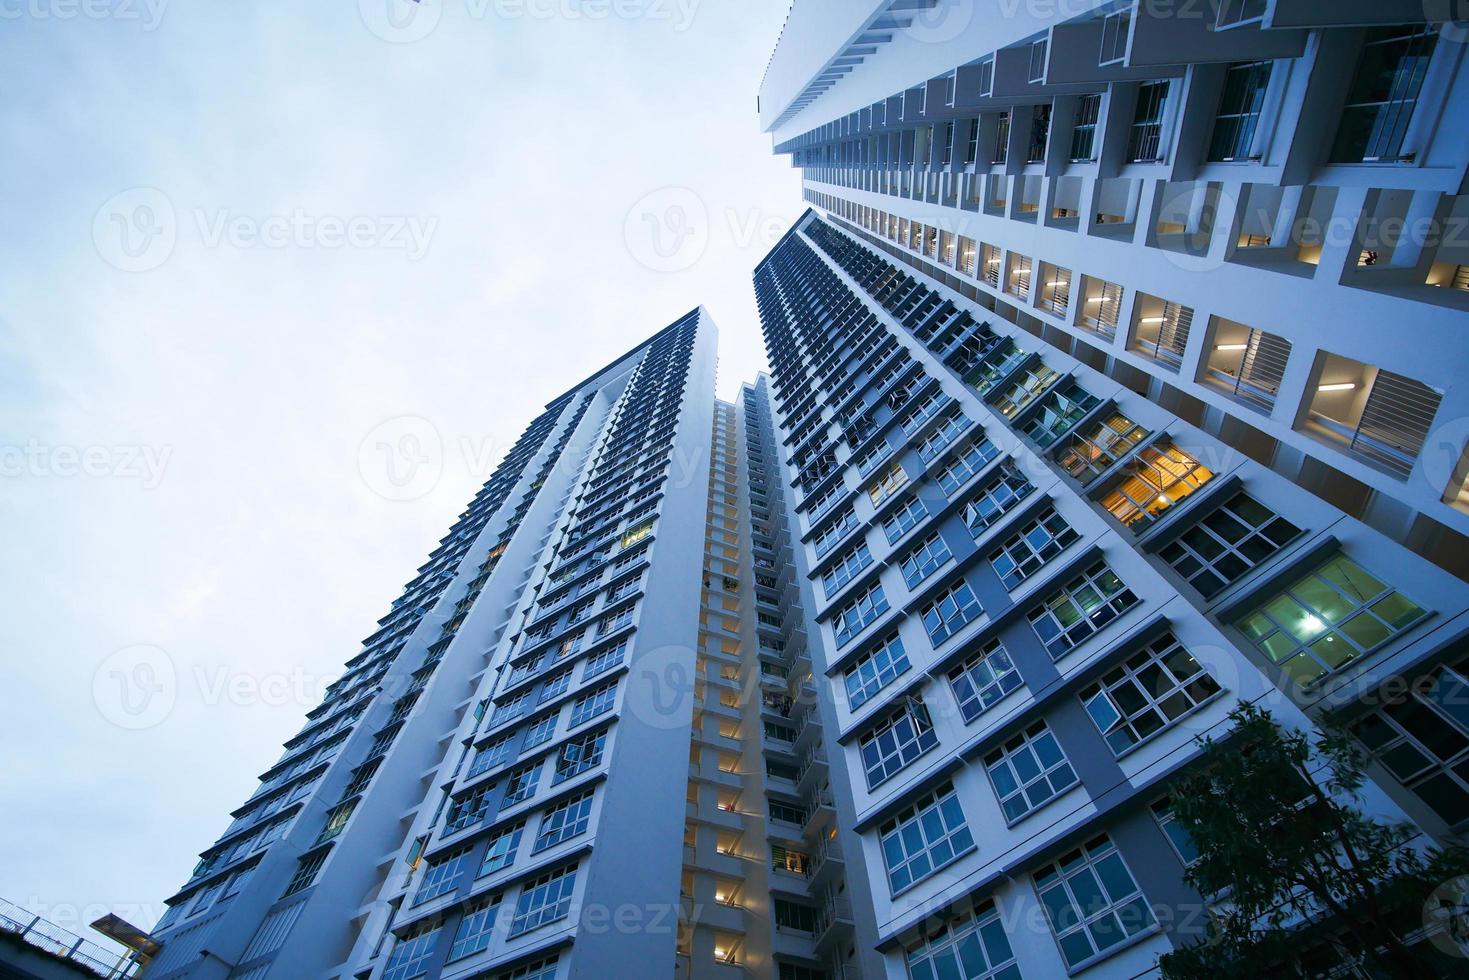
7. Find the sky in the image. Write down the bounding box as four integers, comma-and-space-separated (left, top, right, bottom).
0, 0, 802, 935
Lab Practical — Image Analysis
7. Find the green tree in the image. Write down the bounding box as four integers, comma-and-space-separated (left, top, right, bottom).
1158, 702, 1469, 979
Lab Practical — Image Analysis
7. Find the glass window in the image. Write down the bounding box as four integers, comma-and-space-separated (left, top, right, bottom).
961, 462, 1034, 537
478, 822, 524, 877
1028, 562, 1138, 660
989, 507, 1078, 590
569, 680, 617, 727
1330, 26, 1438, 163
1035, 835, 1155, 968
822, 542, 874, 598
521, 713, 557, 751
1098, 440, 1215, 530
1235, 554, 1425, 684
414, 845, 473, 906
879, 782, 975, 894
902, 899, 1021, 980
447, 893, 501, 962
582, 640, 627, 681
1080, 633, 1222, 754
860, 698, 940, 788
900, 533, 954, 589
509, 865, 577, 937
844, 633, 911, 711
1149, 797, 1199, 866
984, 721, 1078, 822
535, 790, 595, 851
501, 761, 540, 809
882, 495, 929, 544
920, 581, 984, 646
1023, 382, 1099, 448
1159, 491, 1301, 598
947, 640, 1024, 724
834, 583, 890, 647
1208, 61, 1273, 161
554, 726, 607, 782
868, 461, 910, 507
383, 921, 441, 980
1056, 413, 1150, 482
1350, 662, 1469, 826
937, 438, 1002, 497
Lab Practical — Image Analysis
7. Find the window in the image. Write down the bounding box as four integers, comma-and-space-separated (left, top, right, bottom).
920, 581, 983, 646
814, 507, 858, 557
478, 822, 524, 877
903, 899, 1020, 980
900, 533, 953, 589
985, 721, 1078, 822
878, 782, 975, 894
1070, 93, 1101, 162
1098, 440, 1215, 530
844, 633, 910, 710
554, 726, 607, 782
468, 735, 515, 779
1035, 835, 1155, 968
491, 692, 530, 727
1330, 26, 1438, 163
962, 463, 1033, 537
447, 893, 501, 961
822, 543, 873, 598
598, 604, 635, 636
882, 494, 929, 544
569, 680, 617, 727
1159, 491, 1301, 598
936, 438, 1001, 497
500, 956, 559, 980
1209, 61, 1272, 161
383, 921, 441, 980
1081, 634, 1222, 754
1129, 81, 1169, 162
1056, 413, 1149, 482
834, 583, 889, 647
509, 864, 577, 937
947, 640, 1024, 724
1023, 382, 1098, 448
521, 713, 557, 751
582, 640, 627, 681
501, 761, 540, 809
774, 899, 818, 934
860, 698, 940, 788
853, 439, 894, 477
1150, 797, 1199, 866
1236, 554, 1425, 685
916, 409, 971, 462
1350, 661, 1469, 826
415, 845, 473, 905
281, 851, 325, 897
769, 799, 804, 825
318, 800, 355, 843
535, 791, 594, 851
867, 461, 909, 506
539, 669, 573, 704
1029, 562, 1138, 660
989, 508, 1078, 590
779, 964, 825, 980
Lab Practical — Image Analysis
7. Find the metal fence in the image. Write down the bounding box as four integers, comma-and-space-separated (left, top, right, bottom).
0, 898, 143, 978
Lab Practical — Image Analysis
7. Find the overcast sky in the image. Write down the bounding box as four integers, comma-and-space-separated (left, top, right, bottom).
0, 0, 800, 934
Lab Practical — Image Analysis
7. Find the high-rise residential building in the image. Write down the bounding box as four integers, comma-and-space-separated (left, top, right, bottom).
754, 4, 1469, 978
134, 311, 880, 980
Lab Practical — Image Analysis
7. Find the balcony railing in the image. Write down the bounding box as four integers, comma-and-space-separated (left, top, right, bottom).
0, 898, 145, 978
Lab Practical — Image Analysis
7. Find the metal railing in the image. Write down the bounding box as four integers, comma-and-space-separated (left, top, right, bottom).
0, 899, 144, 978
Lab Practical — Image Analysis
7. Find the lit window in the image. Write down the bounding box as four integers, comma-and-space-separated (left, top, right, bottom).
1028, 562, 1138, 660
1236, 554, 1425, 684
1055, 413, 1150, 483
1098, 440, 1214, 529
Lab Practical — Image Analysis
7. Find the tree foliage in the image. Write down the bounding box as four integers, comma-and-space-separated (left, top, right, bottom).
1158, 702, 1469, 979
